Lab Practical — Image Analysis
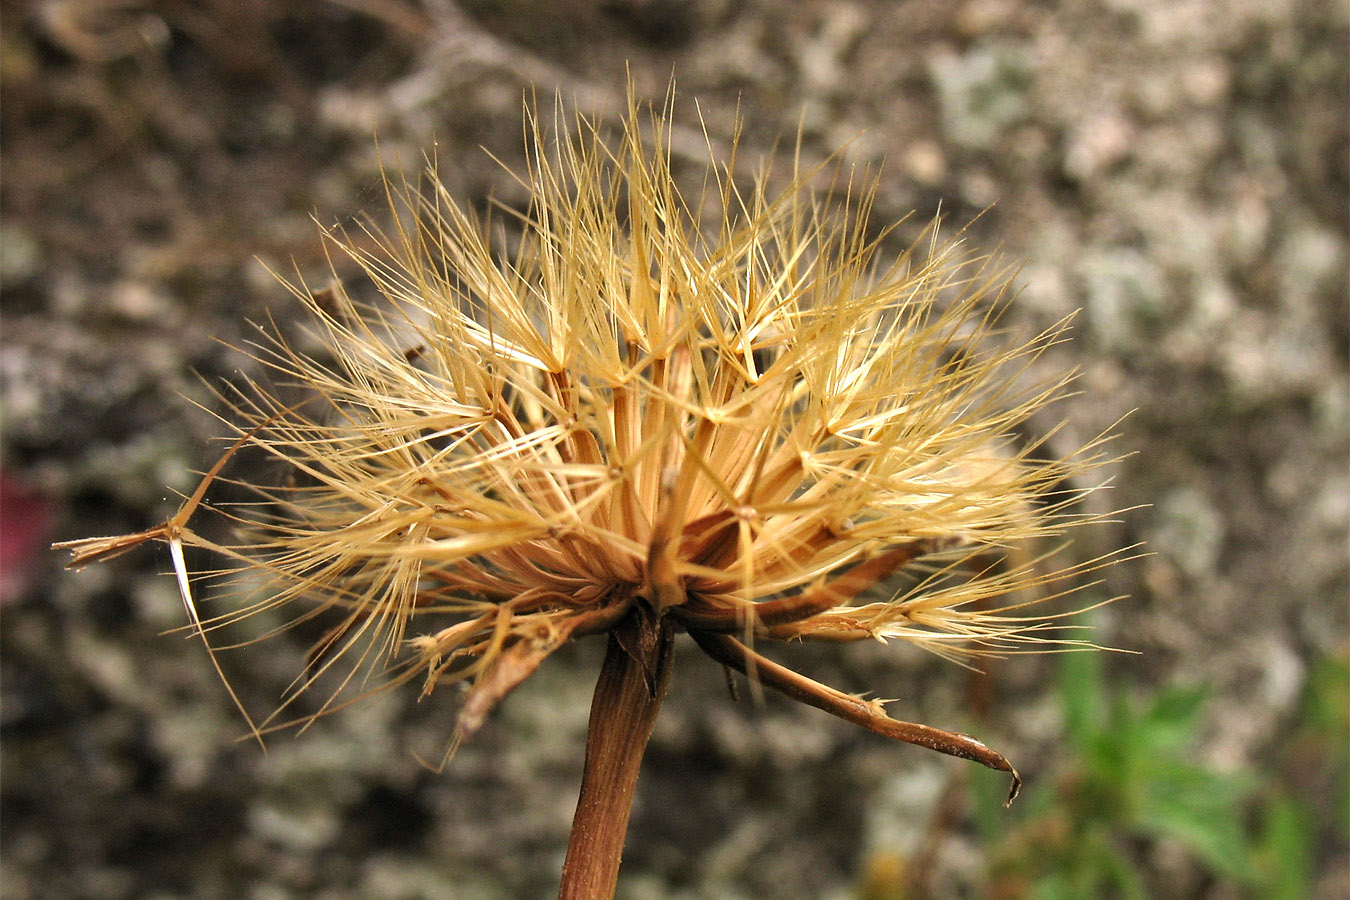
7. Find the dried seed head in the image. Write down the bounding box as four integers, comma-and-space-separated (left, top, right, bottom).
58, 91, 1121, 786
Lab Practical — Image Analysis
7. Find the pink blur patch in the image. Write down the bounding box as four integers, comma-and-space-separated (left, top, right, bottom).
0, 471, 53, 605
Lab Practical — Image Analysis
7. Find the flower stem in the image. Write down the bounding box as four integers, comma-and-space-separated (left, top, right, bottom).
557, 605, 674, 900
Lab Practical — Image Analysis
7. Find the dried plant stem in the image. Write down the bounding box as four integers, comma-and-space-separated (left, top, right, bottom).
558, 606, 674, 900
690, 631, 1022, 805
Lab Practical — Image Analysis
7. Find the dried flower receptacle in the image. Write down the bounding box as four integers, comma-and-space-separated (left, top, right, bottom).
58, 90, 1120, 899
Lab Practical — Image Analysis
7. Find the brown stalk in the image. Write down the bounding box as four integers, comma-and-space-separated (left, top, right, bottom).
689, 630, 1021, 805
557, 604, 674, 900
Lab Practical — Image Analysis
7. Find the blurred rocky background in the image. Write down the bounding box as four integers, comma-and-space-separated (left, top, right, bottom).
2, 1, 1346, 898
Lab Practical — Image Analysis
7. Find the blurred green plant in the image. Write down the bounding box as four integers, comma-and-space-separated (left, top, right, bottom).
964, 647, 1350, 900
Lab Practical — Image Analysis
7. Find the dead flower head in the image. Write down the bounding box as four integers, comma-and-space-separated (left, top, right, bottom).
59, 89, 1120, 895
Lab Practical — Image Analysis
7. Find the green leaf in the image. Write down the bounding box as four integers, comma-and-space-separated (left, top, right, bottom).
1133, 762, 1257, 881
1133, 685, 1208, 752
1254, 791, 1314, 900
1302, 654, 1350, 740
1093, 840, 1150, 900
1057, 648, 1108, 751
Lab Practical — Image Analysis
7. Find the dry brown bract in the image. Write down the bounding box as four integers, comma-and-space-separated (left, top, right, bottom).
58, 89, 1120, 899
